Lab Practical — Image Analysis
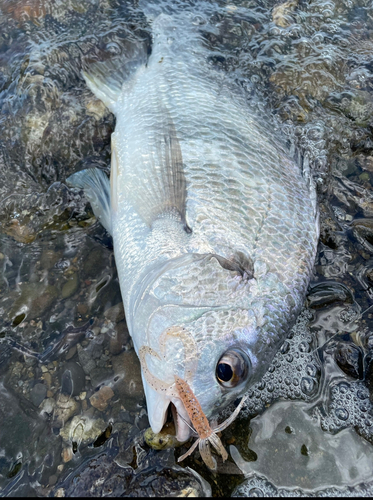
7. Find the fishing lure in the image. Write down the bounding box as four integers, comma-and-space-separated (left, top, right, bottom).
174, 375, 247, 470
139, 327, 247, 470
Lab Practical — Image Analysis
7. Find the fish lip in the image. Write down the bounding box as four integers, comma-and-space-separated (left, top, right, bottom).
146, 393, 192, 441
170, 397, 193, 442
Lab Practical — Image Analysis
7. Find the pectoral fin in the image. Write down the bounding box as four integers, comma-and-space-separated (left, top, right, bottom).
66, 168, 112, 235
128, 110, 189, 230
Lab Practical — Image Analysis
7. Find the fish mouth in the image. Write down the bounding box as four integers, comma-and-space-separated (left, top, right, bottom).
144, 381, 193, 442
155, 398, 193, 442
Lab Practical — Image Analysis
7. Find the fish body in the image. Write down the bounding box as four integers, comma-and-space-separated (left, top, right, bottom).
67, 11, 319, 441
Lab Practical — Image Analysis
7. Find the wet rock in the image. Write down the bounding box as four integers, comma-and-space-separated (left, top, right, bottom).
112, 350, 145, 411
61, 447, 73, 464
39, 397, 56, 418
307, 282, 353, 308
232, 473, 373, 497
89, 385, 114, 411
90, 366, 114, 389
85, 98, 109, 120
52, 448, 211, 497
59, 361, 86, 397
351, 219, 373, 254
232, 400, 373, 491
9, 283, 58, 321
42, 371, 53, 388
109, 321, 130, 355
53, 394, 80, 428
59, 415, 106, 448
76, 303, 88, 316
3, 219, 36, 243
83, 247, 106, 278
61, 272, 79, 299
272, 0, 298, 28
77, 343, 96, 375
30, 382, 47, 407
104, 302, 125, 323
364, 353, 373, 401
334, 342, 363, 379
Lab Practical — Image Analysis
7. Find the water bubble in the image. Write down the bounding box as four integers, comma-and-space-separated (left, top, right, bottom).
280, 341, 290, 354
306, 363, 317, 377
286, 354, 293, 363
301, 376, 315, 395
246, 487, 263, 497
299, 341, 310, 353
335, 408, 349, 421
356, 389, 368, 399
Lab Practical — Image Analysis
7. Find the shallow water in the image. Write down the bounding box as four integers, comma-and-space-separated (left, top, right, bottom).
0, 0, 373, 496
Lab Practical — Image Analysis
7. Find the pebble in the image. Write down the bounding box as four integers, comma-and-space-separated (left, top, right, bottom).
109, 321, 130, 355
104, 302, 125, 323
112, 350, 144, 411
30, 383, 47, 407
39, 398, 56, 418
59, 361, 86, 397
89, 386, 114, 411
49, 474, 58, 486
65, 345, 77, 360
61, 447, 73, 463
42, 372, 53, 388
53, 394, 80, 427
61, 273, 79, 299
59, 415, 106, 447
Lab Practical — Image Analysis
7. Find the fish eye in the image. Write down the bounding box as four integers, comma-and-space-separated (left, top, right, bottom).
216, 349, 249, 388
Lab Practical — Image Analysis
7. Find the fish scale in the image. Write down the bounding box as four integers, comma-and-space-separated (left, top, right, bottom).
67, 10, 319, 441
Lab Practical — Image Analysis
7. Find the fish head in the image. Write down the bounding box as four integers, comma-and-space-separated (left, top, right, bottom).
137, 309, 264, 442
130, 253, 288, 442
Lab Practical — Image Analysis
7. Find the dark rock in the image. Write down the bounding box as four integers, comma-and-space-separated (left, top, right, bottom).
104, 302, 125, 323
30, 383, 47, 407
59, 361, 86, 397
52, 448, 211, 497
112, 350, 145, 411
307, 282, 353, 309
334, 343, 364, 379
109, 321, 130, 355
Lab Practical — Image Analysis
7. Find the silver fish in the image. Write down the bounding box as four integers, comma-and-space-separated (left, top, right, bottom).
67, 9, 319, 453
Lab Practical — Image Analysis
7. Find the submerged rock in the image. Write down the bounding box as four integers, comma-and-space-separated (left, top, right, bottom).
52, 448, 211, 497
59, 414, 107, 449
53, 394, 80, 428
231, 401, 373, 491
89, 385, 114, 411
